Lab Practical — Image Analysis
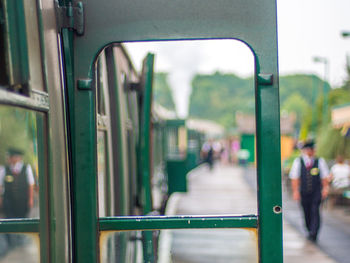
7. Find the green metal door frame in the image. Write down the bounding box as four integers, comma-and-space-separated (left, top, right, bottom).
68, 0, 282, 262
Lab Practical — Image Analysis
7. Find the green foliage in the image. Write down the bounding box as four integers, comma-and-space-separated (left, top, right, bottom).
0, 106, 37, 165
281, 93, 310, 126
317, 124, 350, 159
279, 74, 328, 105
188, 72, 254, 128
328, 87, 350, 107
187, 70, 349, 157
315, 60, 350, 159
279, 74, 329, 133
188, 72, 327, 129
153, 73, 175, 111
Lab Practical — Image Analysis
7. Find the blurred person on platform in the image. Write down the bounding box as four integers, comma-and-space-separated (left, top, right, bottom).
289, 140, 329, 242
329, 155, 350, 190
201, 140, 214, 170
0, 148, 35, 219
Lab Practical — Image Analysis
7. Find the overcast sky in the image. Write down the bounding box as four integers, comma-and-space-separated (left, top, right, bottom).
125, 0, 350, 117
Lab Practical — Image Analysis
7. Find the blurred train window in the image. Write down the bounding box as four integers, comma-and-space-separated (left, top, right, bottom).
100, 229, 258, 263
0, 0, 44, 95
0, 105, 40, 220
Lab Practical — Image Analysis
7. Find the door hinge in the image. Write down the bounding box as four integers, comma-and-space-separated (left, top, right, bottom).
55, 1, 84, 36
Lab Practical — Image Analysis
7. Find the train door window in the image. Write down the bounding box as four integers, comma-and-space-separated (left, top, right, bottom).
129, 40, 257, 215
0, 0, 44, 95
0, 105, 43, 260
71, 1, 282, 262
0, 106, 41, 220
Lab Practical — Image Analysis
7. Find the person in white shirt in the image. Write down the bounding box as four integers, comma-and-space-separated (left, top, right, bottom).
289, 140, 329, 242
329, 155, 350, 189
0, 148, 35, 219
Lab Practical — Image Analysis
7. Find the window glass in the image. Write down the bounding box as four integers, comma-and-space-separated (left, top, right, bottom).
0, 105, 40, 219
100, 229, 258, 263
0, 0, 44, 94
96, 40, 257, 217
125, 40, 257, 216
0, 233, 39, 262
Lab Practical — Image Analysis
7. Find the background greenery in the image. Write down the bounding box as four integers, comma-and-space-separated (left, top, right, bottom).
185, 66, 350, 159
153, 72, 176, 111
0, 106, 37, 165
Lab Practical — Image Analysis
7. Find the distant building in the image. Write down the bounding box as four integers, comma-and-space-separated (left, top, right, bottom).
235, 112, 296, 162
186, 119, 225, 138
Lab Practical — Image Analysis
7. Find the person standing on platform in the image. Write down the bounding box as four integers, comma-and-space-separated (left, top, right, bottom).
289, 140, 330, 242
329, 155, 350, 190
0, 148, 35, 219
201, 140, 214, 170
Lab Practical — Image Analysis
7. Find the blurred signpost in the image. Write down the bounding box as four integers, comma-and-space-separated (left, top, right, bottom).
313, 56, 330, 126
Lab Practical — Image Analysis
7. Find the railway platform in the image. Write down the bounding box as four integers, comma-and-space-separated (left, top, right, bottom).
163, 163, 338, 263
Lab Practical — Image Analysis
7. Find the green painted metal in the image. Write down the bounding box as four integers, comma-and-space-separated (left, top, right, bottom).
0, 219, 39, 233
56, 1, 84, 36
3, 0, 29, 87
62, 26, 99, 263
241, 134, 255, 163
139, 53, 155, 215
73, 0, 282, 262
138, 53, 155, 263
37, 113, 50, 262
186, 151, 197, 171
99, 215, 258, 231
166, 119, 185, 127
71, 80, 98, 262
255, 59, 283, 262
0, 88, 49, 112
166, 160, 188, 195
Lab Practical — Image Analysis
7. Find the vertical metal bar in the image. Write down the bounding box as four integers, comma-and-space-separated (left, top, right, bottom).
140, 53, 155, 263
62, 27, 98, 262
73, 78, 98, 262
140, 53, 154, 215
256, 69, 283, 262
37, 113, 50, 262
4, 0, 29, 87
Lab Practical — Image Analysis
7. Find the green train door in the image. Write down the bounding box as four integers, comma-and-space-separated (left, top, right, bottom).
62, 0, 282, 262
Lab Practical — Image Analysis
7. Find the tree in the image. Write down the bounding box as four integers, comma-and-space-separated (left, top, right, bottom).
153, 73, 176, 111
314, 60, 350, 159
281, 93, 310, 128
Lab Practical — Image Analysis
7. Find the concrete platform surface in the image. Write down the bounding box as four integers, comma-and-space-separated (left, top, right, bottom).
164, 164, 337, 263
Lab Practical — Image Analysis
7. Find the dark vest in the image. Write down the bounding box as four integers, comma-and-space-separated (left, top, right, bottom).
300, 158, 321, 197
3, 165, 29, 218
